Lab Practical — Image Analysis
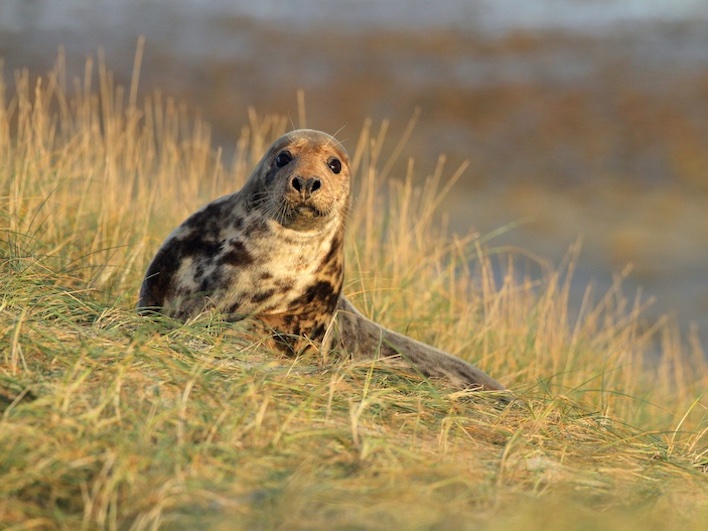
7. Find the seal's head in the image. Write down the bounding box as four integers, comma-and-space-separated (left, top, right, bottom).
247, 129, 351, 231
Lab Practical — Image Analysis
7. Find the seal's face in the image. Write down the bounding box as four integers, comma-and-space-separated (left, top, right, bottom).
253, 130, 350, 232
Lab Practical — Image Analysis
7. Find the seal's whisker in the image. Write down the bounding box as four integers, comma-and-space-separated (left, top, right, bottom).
329, 125, 347, 146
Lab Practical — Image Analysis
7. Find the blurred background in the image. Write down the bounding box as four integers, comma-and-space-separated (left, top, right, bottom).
1, 0, 707, 345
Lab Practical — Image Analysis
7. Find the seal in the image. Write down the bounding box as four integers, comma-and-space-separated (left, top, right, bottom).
139, 129, 505, 392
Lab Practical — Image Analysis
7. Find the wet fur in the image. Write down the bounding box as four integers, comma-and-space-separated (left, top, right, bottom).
139, 129, 505, 391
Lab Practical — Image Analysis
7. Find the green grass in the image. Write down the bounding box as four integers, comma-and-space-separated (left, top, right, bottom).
1, 52, 706, 530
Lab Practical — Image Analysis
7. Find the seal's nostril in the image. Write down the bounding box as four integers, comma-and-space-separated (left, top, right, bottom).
293, 177, 321, 196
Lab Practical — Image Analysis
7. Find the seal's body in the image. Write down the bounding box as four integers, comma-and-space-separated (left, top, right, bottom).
140, 129, 504, 391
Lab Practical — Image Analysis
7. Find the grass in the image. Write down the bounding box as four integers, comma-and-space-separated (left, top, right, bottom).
1, 52, 706, 530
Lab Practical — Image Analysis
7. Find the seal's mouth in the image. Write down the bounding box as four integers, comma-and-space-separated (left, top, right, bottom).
284, 196, 329, 217
294, 204, 323, 218
277, 201, 330, 231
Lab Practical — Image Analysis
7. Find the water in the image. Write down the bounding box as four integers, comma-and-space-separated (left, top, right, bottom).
4, 0, 706, 32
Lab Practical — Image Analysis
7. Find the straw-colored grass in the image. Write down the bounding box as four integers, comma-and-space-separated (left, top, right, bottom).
1, 52, 706, 530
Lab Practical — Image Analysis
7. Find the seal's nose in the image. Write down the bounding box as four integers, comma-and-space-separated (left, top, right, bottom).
291, 176, 322, 198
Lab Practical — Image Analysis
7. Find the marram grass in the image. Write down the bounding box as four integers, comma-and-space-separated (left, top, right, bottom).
1, 54, 706, 530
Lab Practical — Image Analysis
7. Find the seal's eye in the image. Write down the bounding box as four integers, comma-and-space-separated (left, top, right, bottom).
328, 157, 342, 174
275, 151, 292, 168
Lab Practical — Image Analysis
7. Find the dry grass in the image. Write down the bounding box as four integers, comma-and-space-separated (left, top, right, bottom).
1, 52, 706, 530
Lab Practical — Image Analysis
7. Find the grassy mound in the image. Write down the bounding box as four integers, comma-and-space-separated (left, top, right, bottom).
1, 53, 705, 529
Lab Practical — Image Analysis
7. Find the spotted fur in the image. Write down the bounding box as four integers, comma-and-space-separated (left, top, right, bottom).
139, 129, 505, 391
